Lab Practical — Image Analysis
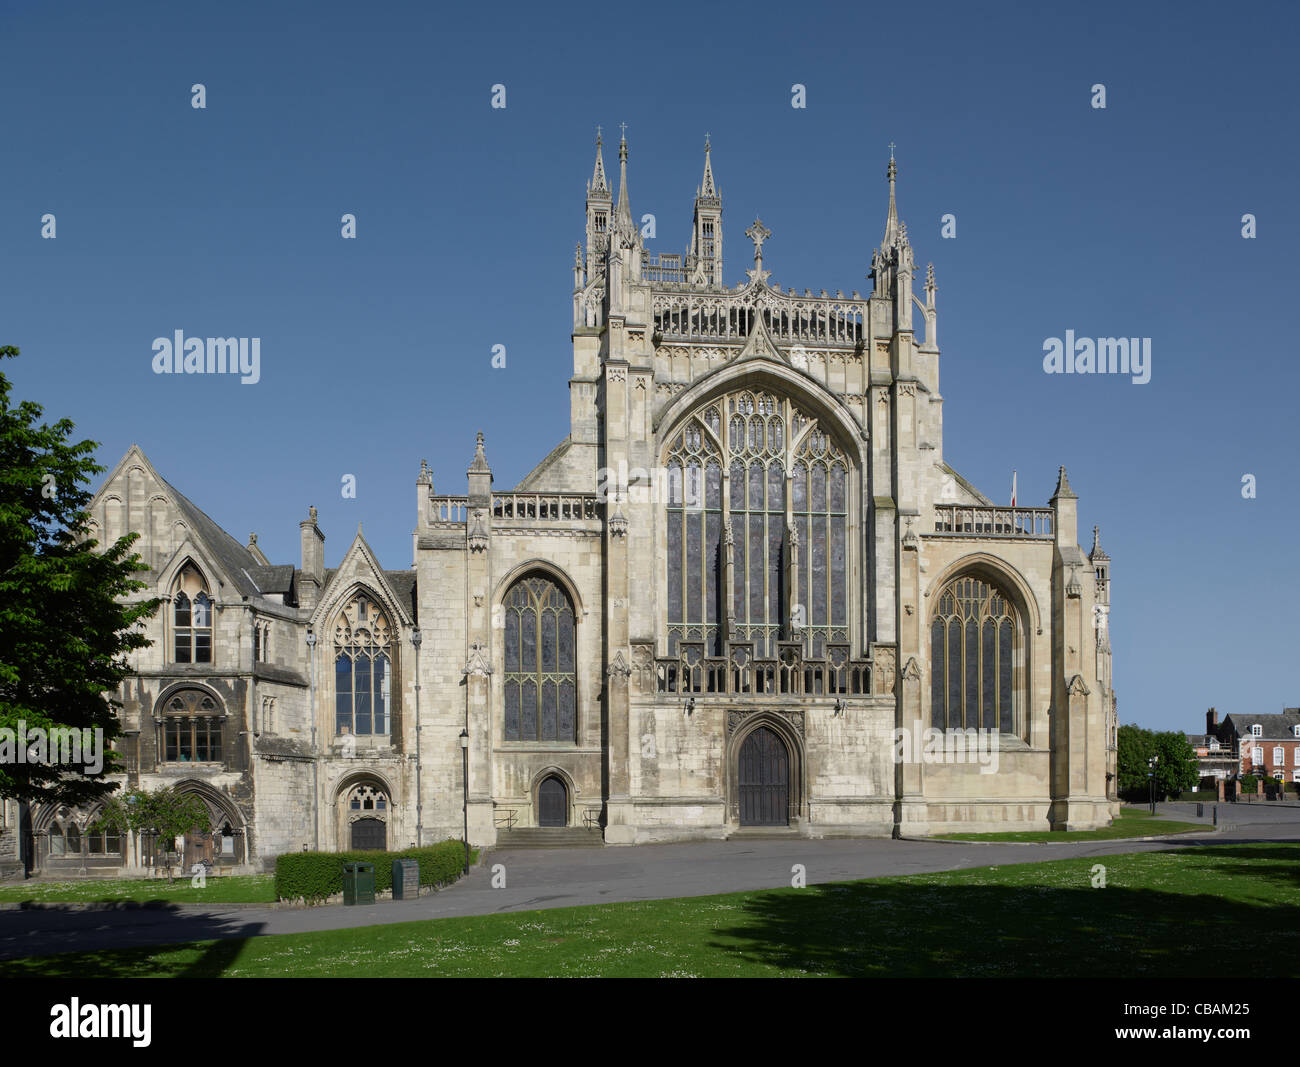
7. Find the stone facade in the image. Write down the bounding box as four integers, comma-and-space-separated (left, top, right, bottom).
2, 137, 1119, 876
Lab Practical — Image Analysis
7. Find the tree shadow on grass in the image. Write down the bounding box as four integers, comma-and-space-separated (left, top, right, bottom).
708, 881, 1300, 978
0, 906, 268, 977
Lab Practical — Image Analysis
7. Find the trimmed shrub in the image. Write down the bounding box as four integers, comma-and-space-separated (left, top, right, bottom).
274, 840, 474, 903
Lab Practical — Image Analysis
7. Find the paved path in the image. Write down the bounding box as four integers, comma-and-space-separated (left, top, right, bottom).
1, 802, 1294, 962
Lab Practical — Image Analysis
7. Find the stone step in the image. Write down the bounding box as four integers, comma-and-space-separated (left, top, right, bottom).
495, 827, 604, 849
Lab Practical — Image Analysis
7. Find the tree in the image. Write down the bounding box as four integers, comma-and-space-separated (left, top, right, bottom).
1152, 731, 1199, 799
94, 786, 212, 878
1116, 723, 1156, 799
0, 346, 158, 806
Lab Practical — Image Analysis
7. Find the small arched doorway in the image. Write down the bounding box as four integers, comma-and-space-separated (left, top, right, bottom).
343, 783, 390, 851
738, 726, 790, 826
537, 776, 568, 827
351, 818, 386, 850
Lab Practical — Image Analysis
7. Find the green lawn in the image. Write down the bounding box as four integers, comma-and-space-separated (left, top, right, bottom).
934, 807, 1206, 842
3, 843, 1297, 977
0, 875, 275, 905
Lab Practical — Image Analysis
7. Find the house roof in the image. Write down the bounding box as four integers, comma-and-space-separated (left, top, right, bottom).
1223, 709, 1300, 739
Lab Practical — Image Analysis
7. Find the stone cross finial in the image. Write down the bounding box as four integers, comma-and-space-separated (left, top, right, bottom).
746, 219, 771, 262
309, 505, 318, 523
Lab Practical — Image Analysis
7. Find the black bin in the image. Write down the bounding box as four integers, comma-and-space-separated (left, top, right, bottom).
342, 862, 375, 905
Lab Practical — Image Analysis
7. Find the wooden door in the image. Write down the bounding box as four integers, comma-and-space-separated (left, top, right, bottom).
739, 726, 790, 826
538, 777, 567, 827
350, 817, 386, 851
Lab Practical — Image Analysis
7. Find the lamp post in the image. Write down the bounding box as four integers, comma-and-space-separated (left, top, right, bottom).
1148, 754, 1159, 814
411, 628, 423, 848
459, 729, 470, 874
306, 627, 319, 850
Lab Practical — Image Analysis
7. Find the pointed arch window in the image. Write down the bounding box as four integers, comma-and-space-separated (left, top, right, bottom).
161, 689, 224, 763
172, 564, 213, 663
930, 576, 1018, 733
503, 576, 576, 742
665, 388, 851, 659
334, 594, 392, 737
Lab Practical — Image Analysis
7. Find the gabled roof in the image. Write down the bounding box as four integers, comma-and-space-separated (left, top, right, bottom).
96, 446, 296, 603
1223, 709, 1300, 739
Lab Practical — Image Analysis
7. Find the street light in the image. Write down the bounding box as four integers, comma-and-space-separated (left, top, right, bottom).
1148, 755, 1159, 814
411, 628, 423, 848
459, 728, 470, 874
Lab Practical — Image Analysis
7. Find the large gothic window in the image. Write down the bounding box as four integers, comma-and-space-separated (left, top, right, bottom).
334, 594, 392, 736
172, 564, 213, 664
503, 576, 576, 742
930, 575, 1018, 732
666, 388, 850, 658
160, 689, 224, 763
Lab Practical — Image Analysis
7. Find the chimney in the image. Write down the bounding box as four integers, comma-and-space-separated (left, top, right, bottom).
1206, 707, 1218, 734
299, 505, 325, 610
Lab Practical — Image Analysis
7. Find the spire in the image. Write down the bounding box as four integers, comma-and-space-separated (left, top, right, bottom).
699, 134, 718, 202
1052, 465, 1076, 500
615, 124, 634, 232
689, 134, 723, 286
883, 143, 901, 248
588, 128, 609, 198
1090, 524, 1109, 561
469, 430, 490, 474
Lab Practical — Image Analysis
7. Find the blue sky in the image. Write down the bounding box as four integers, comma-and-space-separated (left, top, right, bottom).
2, 0, 1296, 732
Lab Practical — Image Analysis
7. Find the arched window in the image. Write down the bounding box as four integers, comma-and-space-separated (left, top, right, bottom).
333, 593, 392, 736
172, 564, 213, 663
930, 575, 1018, 732
503, 576, 576, 742
665, 388, 850, 658
161, 689, 224, 762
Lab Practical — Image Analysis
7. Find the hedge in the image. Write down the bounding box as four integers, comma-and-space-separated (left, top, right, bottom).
274, 839, 475, 903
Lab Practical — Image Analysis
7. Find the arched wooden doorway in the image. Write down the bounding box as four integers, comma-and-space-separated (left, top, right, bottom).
537, 776, 568, 827
350, 817, 386, 850
738, 726, 790, 826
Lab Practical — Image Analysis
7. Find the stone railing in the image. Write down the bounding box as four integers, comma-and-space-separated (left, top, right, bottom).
429, 496, 468, 525
491, 493, 601, 524
931, 505, 1054, 539
654, 642, 870, 697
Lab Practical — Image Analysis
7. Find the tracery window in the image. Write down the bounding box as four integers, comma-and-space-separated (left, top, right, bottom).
161, 689, 224, 762
665, 388, 850, 658
172, 564, 213, 664
930, 575, 1018, 732
334, 594, 392, 736
503, 576, 576, 742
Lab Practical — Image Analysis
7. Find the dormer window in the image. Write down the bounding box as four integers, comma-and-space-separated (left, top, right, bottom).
1251, 724, 1263, 737
1293, 725, 1299, 738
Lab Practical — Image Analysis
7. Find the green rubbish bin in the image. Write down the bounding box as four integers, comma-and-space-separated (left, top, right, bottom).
392, 858, 419, 900
342, 862, 375, 906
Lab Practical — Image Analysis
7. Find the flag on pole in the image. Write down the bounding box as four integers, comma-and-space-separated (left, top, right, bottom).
1011, 469, 1017, 507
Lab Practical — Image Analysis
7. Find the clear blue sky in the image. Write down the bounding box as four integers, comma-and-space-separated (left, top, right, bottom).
2, 0, 1296, 733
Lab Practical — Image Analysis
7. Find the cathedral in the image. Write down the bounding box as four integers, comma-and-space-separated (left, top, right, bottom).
1, 135, 1119, 877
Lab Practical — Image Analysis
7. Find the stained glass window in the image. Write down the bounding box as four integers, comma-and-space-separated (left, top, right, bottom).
930, 576, 1017, 732
666, 389, 851, 658
333, 594, 393, 736
503, 576, 576, 741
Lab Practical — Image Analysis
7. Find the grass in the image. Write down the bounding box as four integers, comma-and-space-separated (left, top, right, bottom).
0, 875, 276, 905
2, 843, 1297, 977
934, 806, 1206, 842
